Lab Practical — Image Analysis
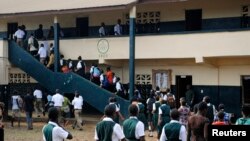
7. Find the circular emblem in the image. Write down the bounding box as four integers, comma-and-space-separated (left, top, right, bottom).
97, 39, 109, 54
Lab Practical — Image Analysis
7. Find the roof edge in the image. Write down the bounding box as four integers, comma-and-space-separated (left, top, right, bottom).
0, 1, 139, 18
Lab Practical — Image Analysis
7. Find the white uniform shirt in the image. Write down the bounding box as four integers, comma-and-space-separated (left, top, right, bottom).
125, 116, 145, 139
100, 74, 104, 84
99, 26, 105, 36
77, 61, 85, 69
72, 97, 83, 110
116, 82, 122, 91
68, 61, 73, 69
33, 89, 43, 99
28, 36, 34, 45
38, 47, 47, 58
160, 120, 187, 141
163, 93, 176, 101
52, 93, 64, 107
12, 95, 20, 110
94, 117, 125, 141
14, 29, 25, 39
42, 121, 69, 141
42, 41, 49, 55
114, 24, 122, 35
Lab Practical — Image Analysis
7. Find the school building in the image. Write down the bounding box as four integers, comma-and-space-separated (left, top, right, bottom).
0, 0, 250, 116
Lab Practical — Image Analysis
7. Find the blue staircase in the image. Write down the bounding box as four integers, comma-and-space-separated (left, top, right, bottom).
8, 41, 130, 116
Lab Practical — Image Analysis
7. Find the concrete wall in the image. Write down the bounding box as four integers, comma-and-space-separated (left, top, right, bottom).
121, 61, 250, 86
0, 40, 8, 84
58, 30, 250, 60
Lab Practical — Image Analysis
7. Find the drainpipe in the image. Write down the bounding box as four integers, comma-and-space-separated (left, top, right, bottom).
54, 16, 60, 72
129, 6, 136, 101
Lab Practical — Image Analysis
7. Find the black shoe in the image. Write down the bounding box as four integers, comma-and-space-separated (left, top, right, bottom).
42, 111, 45, 116
28, 127, 33, 130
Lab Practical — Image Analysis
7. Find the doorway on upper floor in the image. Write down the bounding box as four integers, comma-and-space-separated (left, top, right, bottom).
185, 9, 202, 31
7, 22, 18, 40
76, 17, 89, 37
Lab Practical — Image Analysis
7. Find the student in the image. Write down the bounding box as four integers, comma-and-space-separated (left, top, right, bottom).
212, 111, 227, 125
24, 90, 35, 130
123, 104, 145, 141
160, 109, 187, 141
187, 102, 209, 141
42, 107, 73, 141
236, 105, 250, 125
11, 91, 22, 127
99, 22, 106, 37
146, 92, 155, 137
157, 99, 171, 140
95, 105, 125, 141
109, 97, 125, 124
114, 19, 122, 35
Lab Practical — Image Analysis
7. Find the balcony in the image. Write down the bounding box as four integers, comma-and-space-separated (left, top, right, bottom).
59, 29, 250, 63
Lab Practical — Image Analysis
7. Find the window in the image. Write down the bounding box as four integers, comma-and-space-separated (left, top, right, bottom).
9, 73, 30, 83
125, 11, 160, 34
152, 69, 172, 91
136, 74, 151, 85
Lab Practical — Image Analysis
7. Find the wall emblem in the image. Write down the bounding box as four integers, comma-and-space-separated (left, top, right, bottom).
97, 39, 109, 54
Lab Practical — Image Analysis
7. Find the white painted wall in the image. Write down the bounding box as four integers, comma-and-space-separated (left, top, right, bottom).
58, 30, 250, 60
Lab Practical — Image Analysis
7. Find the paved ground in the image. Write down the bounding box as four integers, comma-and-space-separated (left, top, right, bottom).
4, 112, 158, 141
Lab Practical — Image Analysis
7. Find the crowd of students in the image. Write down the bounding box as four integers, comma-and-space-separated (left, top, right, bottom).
41, 92, 250, 141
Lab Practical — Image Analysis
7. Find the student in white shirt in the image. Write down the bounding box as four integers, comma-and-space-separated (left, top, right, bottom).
99, 22, 106, 37
160, 109, 186, 141
42, 107, 73, 141
114, 19, 122, 36
72, 91, 83, 130
95, 105, 125, 141
14, 26, 25, 47
37, 43, 47, 65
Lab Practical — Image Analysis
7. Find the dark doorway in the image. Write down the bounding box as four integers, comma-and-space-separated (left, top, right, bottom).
185, 9, 202, 31
176, 75, 192, 107
7, 23, 18, 40
242, 76, 250, 104
76, 17, 89, 37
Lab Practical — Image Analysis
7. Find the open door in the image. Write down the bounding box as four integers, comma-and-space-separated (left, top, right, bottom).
185, 9, 202, 31
76, 17, 89, 37
7, 23, 18, 40
242, 76, 250, 105
176, 75, 192, 107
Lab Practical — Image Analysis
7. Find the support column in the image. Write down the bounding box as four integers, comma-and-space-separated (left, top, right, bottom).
129, 6, 136, 101
54, 16, 60, 72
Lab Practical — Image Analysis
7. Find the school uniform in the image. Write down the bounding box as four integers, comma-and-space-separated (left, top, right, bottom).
123, 116, 145, 141
95, 117, 125, 141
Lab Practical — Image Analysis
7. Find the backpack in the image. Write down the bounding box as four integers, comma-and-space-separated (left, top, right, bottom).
93, 67, 100, 77
206, 104, 214, 123
147, 98, 155, 111
102, 75, 109, 88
